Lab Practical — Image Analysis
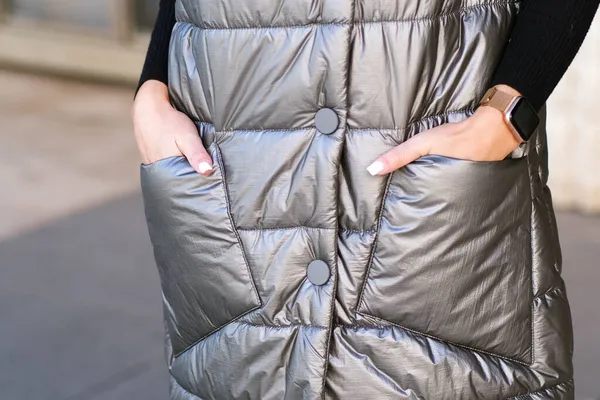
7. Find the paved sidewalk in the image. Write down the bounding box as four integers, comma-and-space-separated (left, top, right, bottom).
0, 71, 598, 399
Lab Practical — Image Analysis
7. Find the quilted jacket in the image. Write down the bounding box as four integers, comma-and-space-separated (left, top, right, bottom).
140, 0, 575, 398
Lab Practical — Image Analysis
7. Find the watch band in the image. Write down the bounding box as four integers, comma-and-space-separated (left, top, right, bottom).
478, 86, 528, 143
478, 86, 518, 112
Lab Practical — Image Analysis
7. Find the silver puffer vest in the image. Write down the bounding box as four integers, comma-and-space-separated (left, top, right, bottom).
140, 0, 574, 398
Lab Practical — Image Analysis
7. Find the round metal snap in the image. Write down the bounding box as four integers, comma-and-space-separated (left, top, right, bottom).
315, 107, 339, 135
307, 260, 330, 286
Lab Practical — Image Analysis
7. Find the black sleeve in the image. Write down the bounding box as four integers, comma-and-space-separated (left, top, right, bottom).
134, 0, 176, 98
490, 0, 600, 112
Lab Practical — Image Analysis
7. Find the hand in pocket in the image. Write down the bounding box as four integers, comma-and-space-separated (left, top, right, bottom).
132, 80, 214, 175
366, 101, 523, 176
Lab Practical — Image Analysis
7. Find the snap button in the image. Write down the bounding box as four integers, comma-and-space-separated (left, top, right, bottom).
315, 107, 339, 135
307, 260, 330, 285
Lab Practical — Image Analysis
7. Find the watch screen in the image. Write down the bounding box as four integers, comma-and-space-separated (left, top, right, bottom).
511, 98, 540, 140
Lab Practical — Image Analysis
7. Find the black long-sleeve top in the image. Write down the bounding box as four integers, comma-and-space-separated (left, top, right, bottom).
136, 0, 599, 112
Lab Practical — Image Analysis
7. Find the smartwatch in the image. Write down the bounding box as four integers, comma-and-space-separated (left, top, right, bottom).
478, 86, 539, 143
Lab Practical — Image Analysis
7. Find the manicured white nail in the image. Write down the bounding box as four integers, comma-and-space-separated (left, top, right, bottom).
198, 162, 213, 173
367, 161, 384, 176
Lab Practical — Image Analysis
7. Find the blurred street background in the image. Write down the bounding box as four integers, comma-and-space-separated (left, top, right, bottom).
0, 2, 598, 400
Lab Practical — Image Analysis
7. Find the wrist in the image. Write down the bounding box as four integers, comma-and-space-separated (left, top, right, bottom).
132, 80, 172, 118
468, 104, 507, 129
489, 83, 522, 98
464, 104, 521, 147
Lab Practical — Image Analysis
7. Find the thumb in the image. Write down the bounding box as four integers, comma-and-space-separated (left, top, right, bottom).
366, 132, 431, 176
175, 129, 214, 176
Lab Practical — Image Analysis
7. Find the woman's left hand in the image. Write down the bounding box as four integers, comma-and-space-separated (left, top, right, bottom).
366, 86, 524, 176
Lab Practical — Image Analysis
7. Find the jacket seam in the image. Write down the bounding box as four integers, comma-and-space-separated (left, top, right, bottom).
237, 321, 329, 330
237, 225, 335, 232
171, 304, 261, 360
191, 107, 474, 136
176, 1, 518, 31
351, 107, 475, 136
347, 314, 533, 366
236, 226, 378, 234
354, 173, 394, 313
175, 320, 329, 361
505, 380, 573, 399
217, 126, 315, 133
174, 319, 543, 367
359, 0, 520, 26
213, 144, 263, 308
339, 228, 378, 234
527, 155, 536, 365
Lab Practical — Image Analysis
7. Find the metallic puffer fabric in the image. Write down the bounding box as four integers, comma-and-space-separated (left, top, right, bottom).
139, 0, 574, 398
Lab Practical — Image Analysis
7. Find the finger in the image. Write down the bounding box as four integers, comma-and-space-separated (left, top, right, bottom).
366, 132, 431, 176
175, 129, 214, 176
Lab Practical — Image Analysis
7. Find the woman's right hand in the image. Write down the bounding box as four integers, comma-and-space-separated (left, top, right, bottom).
132, 80, 214, 175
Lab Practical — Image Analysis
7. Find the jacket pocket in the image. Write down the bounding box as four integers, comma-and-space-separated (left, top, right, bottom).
140, 142, 261, 357
356, 154, 533, 364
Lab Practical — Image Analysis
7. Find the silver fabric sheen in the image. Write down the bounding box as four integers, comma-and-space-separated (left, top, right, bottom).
140, 1, 574, 398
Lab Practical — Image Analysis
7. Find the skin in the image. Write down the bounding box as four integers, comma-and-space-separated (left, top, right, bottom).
132, 81, 522, 176
133, 80, 214, 174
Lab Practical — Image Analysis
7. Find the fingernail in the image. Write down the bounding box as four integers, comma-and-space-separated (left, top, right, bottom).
367, 161, 385, 176
198, 162, 213, 174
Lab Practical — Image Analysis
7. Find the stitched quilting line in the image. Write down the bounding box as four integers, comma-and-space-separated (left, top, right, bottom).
176, 0, 518, 32
505, 380, 573, 399
189, 106, 474, 137
174, 319, 330, 362
213, 144, 262, 308
346, 314, 533, 366
237, 321, 329, 330
359, 0, 519, 26
171, 304, 261, 360
348, 106, 475, 136
339, 228, 377, 234
526, 154, 536, 366
354, 172, 394, 312
174, 319, 534, 366
237, 226, 335, 232
236, 226, 378, 234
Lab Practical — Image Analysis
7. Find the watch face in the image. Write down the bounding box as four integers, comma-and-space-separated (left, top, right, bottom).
510, 98, 540, 140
